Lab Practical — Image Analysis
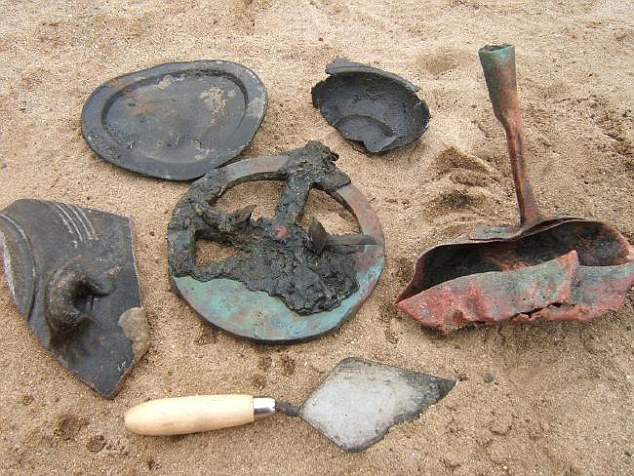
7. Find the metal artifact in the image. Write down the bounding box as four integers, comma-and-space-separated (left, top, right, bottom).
82, 61, 267, 180
168, 141, 384, 343
312, 59, 430, 153
396, 45, 634, 333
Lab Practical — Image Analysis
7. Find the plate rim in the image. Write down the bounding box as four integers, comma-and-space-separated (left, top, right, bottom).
81, 60, 268, 181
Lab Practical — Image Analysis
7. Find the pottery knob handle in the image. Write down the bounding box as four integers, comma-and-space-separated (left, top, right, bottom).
124, 395, 276, 436
44, 257, 118, 339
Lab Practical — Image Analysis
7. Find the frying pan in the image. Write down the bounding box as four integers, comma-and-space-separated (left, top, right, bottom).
396, 44, 634, 333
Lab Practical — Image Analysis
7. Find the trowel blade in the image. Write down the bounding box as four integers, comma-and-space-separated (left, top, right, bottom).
299, 357, 455, 452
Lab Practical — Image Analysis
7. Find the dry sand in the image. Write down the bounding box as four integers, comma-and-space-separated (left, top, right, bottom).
0, 1, 633, 475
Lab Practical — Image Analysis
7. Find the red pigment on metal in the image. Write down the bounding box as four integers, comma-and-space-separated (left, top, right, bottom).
396, 45, 634, 333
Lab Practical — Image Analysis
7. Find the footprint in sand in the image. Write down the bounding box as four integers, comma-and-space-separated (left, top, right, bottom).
422, 146, 505, 236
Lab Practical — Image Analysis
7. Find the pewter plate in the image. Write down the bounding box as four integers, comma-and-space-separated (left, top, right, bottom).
82, 61, 267, 181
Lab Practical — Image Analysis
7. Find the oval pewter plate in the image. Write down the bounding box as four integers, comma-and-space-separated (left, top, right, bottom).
82, 61, 267, 181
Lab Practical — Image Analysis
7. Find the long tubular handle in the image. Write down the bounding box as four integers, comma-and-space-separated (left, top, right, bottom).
124, 395, 276, 436
479, 44, 541, 225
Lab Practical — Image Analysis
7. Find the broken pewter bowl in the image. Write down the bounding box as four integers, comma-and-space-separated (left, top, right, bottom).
82, 61, 267, 181
312, 59, 430, 153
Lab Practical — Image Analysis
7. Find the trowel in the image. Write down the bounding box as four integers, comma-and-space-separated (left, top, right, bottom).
125, 357, 455, 452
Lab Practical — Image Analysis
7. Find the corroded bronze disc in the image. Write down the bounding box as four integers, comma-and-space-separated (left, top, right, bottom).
168, 141, 384, 343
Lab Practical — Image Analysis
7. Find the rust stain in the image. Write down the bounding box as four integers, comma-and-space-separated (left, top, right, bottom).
396, 45, 634, 333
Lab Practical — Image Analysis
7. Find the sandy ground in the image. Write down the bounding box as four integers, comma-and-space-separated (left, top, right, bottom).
1, 1, 633, 475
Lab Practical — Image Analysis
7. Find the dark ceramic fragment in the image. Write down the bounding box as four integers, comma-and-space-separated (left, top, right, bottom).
82, 61, 267, 181
312, 59, 430, 153
0, 199, 149, 397
168, 141, 384, 343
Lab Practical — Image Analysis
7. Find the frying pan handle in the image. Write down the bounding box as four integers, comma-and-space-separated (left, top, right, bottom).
124, 395, 276, 436
479, 45, 541, 225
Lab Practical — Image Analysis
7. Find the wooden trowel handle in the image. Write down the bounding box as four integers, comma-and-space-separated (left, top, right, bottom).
124, 395, 276, 436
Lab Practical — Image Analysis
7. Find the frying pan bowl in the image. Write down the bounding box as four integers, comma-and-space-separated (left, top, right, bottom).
399, 220, 634, 300
396, 44, 634, 332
